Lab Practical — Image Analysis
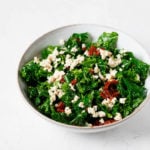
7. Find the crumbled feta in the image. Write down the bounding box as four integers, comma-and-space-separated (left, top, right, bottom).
119, 98, 126, 104
40, 59, 52, 72
102, 98, 117, 109
34, 56, 40, 64
48, 85, 64, 105
71, 95, 79, 103
82, 43, 86, 49
105, 69, 117, 80
92, 112, 99, 118
94, 64, 100, 73
87, 106, 98, 118
47, 70, 65, 83
110, 69, 117, 77
98, 72, 105, 81
49, 94, 56, 105
70, 55, 85, 70
59, 50, 65, 54
77, 55, 85, 63
84, 51, 89, 56
57, 89, 64, 98
93, 105, 98, 111
47, 48, 59, 62
111, 97, 117, 104
69, 83, 75, 91
99, 118, 105, 124
93, 75, 99, 79
64, 55, 85, 70
71, 46, 78, 52
86, 122, 92, 127
70, 60, 78, 70
54, 58, 61, 68
40, 47, 60, 71
108, 56, 122, 68
78, 102, 84, 108
59, 39, 65, 45
114, 112, 122, 121
105, 73, 112, 80
87, 107, 95, 114
98, 111, 106, 117
64, 55, 72, 68
66, 54, 71, 59
64, 107, 72, 116
98, 48, 112, 60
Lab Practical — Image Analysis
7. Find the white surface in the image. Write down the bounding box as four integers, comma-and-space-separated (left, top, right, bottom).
0, 0, 150, 149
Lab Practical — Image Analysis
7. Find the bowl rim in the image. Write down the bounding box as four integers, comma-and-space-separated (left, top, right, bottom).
17, 23, 150, 131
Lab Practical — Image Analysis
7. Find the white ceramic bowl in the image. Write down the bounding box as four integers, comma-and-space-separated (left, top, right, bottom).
18, 24, 150, 133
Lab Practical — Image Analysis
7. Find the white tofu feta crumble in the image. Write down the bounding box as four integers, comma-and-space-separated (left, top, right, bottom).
87, 107, 95, 114
64, 107, 72, 116
71, 95, 79, 103
94, 64, 100, 73
87, 106, 99, 118
40, 59, 52, 72
105, 69, 117, 80
47, 70, 65, 83
82, 43, 86, 49
92, 75, 99, 79
47, 48, 59, 62
64, 55, 85, 70
98, 111, 106, 117
84, 50, 89, 56
33, 56, 40, 64
108, 56, 122, 68
99, 118, 105, 124
78, 102, 84, 108
69, 83, 76, 91
102, 97, 117, 109
86, 122, 92, 127
114, 112, 122, 121
119, 98, 126, 104
71, 46, 78, 52
59, 50, 65, 54
98, 71, 105, 81
48, 85, 64, 105
98, 48, 112, 60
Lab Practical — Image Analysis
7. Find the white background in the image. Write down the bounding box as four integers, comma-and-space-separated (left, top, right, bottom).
0, 0, 150, 150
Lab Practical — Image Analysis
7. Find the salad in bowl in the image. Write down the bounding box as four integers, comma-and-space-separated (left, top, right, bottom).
19, 30, 150, 128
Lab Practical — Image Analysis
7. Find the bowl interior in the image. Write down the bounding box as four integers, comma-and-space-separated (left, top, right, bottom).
18, 24, 150, 132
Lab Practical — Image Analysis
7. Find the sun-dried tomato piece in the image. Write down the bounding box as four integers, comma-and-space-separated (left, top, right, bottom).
100, 79, 120, 99
60, 76, 65, 83
89, 68, 94, 74
92, 119, 100, 126
71, 79, 77, 85
92, 119, 116, 126
103, 119, 116, 125
55, 101, 65, 113
88, 46, 100, 56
